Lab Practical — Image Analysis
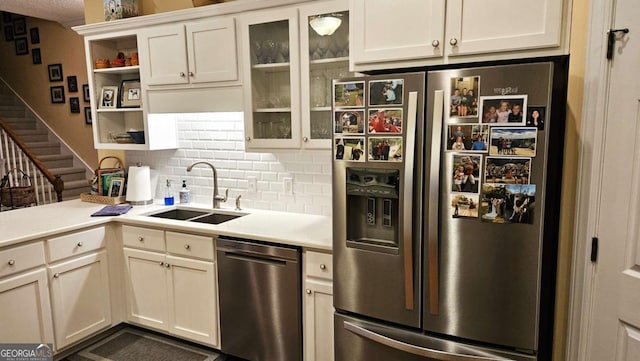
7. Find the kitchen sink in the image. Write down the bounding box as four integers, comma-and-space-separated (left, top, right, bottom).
147, 208, 245, 225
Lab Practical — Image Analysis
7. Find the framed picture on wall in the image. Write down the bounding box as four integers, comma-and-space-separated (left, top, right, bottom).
67, 76, 78, 92
3, 25, 13, 41
2, 12, 12, 24
83, 84, 90, 102
50, 86, 65, 104
84, 107, 92, 125
14, 37, 28, 55
29, 27, 39, 44
13, 17, 26, 36
70, 97, 80, 113
32, 48, 41, 64
48, 63, 63, 82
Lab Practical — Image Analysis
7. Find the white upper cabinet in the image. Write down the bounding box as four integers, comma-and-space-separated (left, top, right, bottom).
351, 0, 570, 70
140, 17, 238, 86
445, 0, 564, 56
351, 0, 445, 65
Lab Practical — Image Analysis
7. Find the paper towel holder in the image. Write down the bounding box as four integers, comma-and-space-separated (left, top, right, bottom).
126, 162, 153, 205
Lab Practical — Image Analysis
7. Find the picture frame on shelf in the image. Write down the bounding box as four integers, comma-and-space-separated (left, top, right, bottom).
3, 25, 13, 42
67, 76, 78, 92
99, 86, 118, 109
32, 48, 41, 64
84, 107, 92, 125
29, 27, 39, 44
83, 84, 90, 102
14, 37, 28, 55
108, 177, 125, 198
70, 97, 80, 113
119, 79, 141, 108
48, 63, 63, 82
13, 17, 26, 36
50, 86, 65, 104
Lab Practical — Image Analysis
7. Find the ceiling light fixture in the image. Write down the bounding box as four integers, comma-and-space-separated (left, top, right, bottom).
309, 14, 342, 36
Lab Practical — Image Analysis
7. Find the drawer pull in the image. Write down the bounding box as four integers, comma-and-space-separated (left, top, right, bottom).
8, 259, 15, 266
77, 242, 84, 247
138, 236, 144, 242
431, 40, 440, 48
319, 263, 327, 270
184, 244, 191, 250
305, 289, 312, 294
53, 273, 60, 278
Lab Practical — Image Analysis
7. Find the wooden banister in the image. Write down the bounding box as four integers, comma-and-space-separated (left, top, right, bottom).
0, 118, 64, 201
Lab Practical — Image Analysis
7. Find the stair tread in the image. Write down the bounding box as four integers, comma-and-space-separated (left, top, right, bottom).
63, 179, 91, 189
38, 154, 73, 160
13, 129, 48, 135
22, 141, 59, 147
49, 167, 87, 175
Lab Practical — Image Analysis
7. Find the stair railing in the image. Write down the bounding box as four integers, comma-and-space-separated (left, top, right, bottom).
0, 119, 64, 206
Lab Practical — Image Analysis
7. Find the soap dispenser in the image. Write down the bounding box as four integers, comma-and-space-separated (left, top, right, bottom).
164, 179, 174, 205
179, 180, 191, 204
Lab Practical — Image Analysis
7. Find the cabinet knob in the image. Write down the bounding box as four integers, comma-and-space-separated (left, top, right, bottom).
303, 136, 309, 142
188, 71, 194, 77
319, 263, 327, 270
431, 40, 440, 48
180, 72, 186, 77
184, 244, 191, 250
77, 242, 83, 247
160, 262, 164, 266
246, 136, 251, 141
8, 259, 15, 266
53, 273, 60, 278
449, 38, 458, 46
305, 289, 312, 294
165, 263, 171, 268
138, 236, 144, 242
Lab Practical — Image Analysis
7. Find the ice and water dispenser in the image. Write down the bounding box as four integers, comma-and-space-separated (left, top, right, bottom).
345, 167, 400, 251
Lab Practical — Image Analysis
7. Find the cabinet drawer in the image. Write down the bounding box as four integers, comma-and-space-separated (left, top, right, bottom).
46, 227, 106, 262
166, 232, 214, 261
0, 242, 46, 278
122, 225, 165, 252
305, 251, 332, 280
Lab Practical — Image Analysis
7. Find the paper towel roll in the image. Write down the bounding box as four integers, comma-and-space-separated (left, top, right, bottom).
126, 165, 153, 205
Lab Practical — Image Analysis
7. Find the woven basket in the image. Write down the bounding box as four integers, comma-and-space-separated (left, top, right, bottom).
1, 169, 36, 208
80, 192, 126, 205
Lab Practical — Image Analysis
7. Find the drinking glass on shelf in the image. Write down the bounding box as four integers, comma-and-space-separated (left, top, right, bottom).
279, 42, 290, 63
253, 40, 264, 64
264, 39, 277, 63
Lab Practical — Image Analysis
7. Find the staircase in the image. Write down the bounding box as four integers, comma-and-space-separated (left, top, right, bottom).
0, 83, 92, 201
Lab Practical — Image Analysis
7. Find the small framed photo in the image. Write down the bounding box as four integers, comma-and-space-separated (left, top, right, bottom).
99, 86, 118, 109
489, 127, 538, 157
526, 106, 546, 130
451, 154, 482, 193
31, 48, 41, 64
69, 97, 80, 113
449, 76, 480, 120
3, 25, 13, 42
29, 27, 39, 44
446, 124, 489, 152
333, 81, 365, 108
484, 157, 531, 184
108, 177, 125, 198
369, 79, 403, 106
48, 63, 63, 82
119, 79, 141, 108
480, 95, 527, 125
368, 108, 403, 134
83, 84, 90, 102
334, 110, 365, 134
13, 17, 26, 36
84, 107, 92, 125
67, 76, 78, 93
50, 86, 65, 104
450, 193, 479, 219
335, 137, 365, 162
368, 137, 403, 162
14, 37, 28, 55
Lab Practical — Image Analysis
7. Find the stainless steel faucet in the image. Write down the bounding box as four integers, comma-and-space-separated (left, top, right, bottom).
186, 161, 228, 209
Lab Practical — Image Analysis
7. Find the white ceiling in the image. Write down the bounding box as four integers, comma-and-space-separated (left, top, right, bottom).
0, 0, 85, 28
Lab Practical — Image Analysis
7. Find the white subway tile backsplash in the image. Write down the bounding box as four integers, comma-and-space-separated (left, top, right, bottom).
127, 112, 332, 216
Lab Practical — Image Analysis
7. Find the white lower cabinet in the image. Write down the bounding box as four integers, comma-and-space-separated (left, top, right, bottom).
48, 251, 112, 350
123, 230, 219, 348
0, 268, 54, 344
304, 251, 334, 361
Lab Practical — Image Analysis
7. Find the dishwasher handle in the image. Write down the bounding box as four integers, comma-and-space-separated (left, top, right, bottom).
217, 237, 300, 263
223, 250, 288, 266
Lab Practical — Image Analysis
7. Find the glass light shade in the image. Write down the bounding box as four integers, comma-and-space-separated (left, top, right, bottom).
309, 15, 342, 36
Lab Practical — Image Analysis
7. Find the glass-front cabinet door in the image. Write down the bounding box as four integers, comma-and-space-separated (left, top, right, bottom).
300, 1, 352, 149
241, 8, 301, 149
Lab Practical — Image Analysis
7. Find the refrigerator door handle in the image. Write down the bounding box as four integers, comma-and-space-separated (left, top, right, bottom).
344, 321, 510, 361
428, 90, 444, 315
403, 91, 419, 310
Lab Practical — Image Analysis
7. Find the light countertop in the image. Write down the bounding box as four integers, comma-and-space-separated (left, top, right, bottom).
0, 199, 332, 252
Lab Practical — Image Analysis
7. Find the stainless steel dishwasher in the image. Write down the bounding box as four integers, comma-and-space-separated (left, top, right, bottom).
216, 237, 301, 361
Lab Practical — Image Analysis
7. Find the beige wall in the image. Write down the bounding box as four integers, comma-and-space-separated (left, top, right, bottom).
0, 17, 98, 169
83, 0, 194, 24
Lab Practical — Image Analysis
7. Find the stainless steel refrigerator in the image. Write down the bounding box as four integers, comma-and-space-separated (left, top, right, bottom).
332, 58, 567, 361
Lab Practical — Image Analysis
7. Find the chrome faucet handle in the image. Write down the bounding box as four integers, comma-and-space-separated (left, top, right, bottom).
216, 188, 229, 202
235, 194, 242, 211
